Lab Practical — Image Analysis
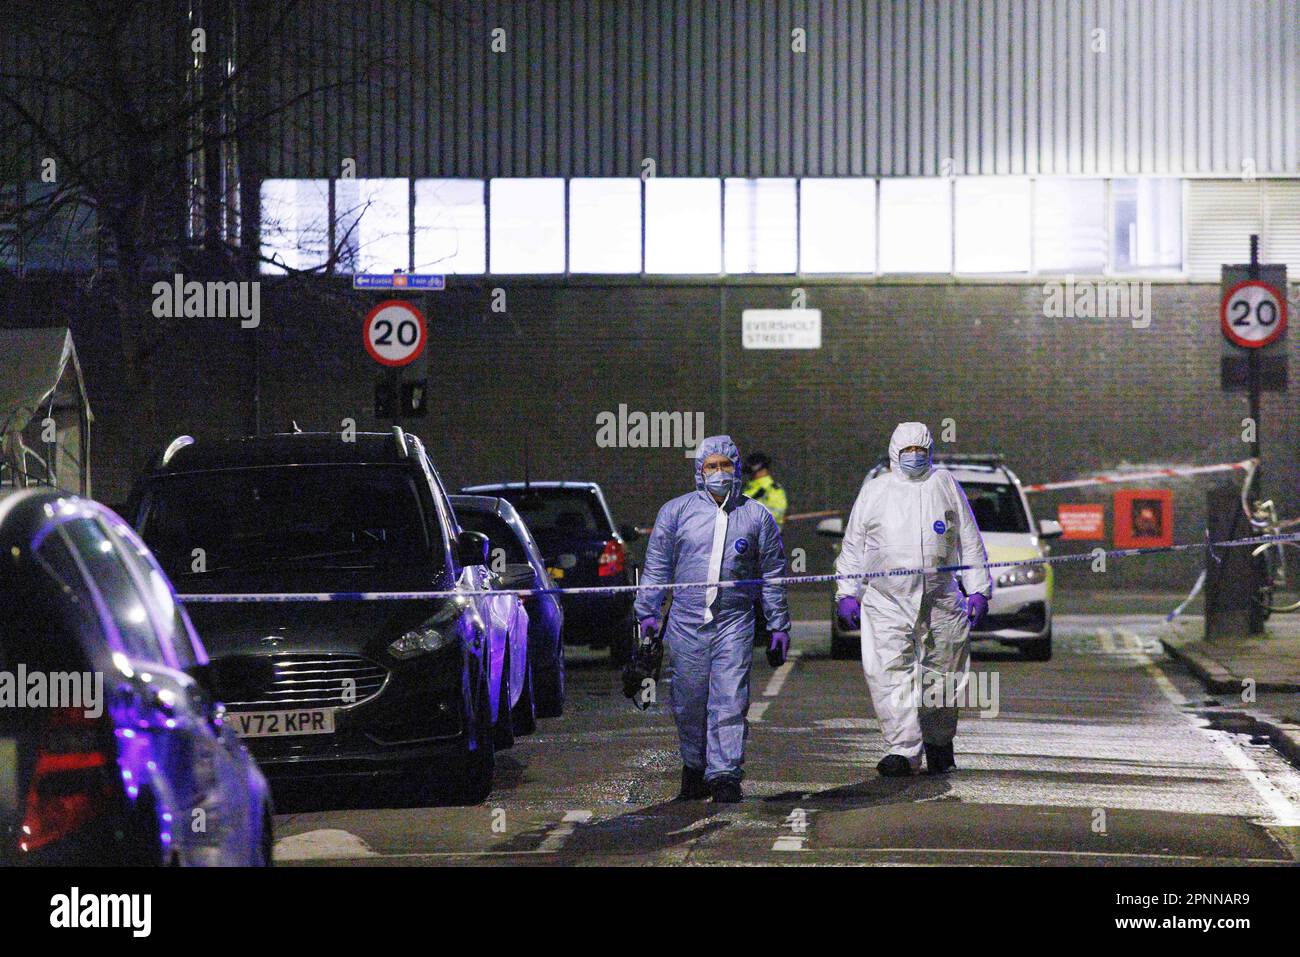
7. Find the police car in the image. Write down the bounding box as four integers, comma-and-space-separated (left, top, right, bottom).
817, 454, 1060, 661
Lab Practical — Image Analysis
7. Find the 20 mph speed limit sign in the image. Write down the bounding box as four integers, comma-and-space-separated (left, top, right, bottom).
364, 300, 427, 366
1220, 279, 1287, 349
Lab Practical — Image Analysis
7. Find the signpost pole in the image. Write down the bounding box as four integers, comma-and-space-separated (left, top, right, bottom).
1245, 235, 1266, 633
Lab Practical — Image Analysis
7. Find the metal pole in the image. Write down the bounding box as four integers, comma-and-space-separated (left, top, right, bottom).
1247, 234, 1265, 633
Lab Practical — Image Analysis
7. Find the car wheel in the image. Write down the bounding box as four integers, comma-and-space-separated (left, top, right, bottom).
449, 670, 495, 805
1021, 628, 1053, 662
493, 645, 516, 750
512, 656, 537, 736
535, 639, 565, 718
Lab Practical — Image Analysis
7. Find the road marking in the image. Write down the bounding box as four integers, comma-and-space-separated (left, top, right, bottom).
771, 807, 815, 851
762, 650, 801, 697
1117, 628, 1300, 830
750, 649, 803, 722
536, 809, 593, 852
809, 846, 1290, 864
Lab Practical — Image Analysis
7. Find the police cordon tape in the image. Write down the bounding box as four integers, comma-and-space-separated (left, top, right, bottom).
781, 458, 1258, 521
1019, 457, 1256, 494
174, 529, 1300, 604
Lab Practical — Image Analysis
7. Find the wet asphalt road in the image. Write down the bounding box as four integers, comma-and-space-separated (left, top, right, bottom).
270, 615, 1300, 866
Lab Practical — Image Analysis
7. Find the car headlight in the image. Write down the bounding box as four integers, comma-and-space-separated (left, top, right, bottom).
996, 563, 1046, 587
388, 624, 455, 660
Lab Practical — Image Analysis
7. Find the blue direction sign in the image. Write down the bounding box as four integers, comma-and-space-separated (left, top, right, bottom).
352, 273, 446, 291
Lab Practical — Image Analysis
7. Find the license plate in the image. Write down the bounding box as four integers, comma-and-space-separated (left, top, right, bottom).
547, 567, 564, 580
0, 738, 17, 817
229, 709, 335, 738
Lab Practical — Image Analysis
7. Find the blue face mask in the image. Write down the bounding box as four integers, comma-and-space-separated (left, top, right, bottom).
703, 469, 733, 497
898, 451, 930, 477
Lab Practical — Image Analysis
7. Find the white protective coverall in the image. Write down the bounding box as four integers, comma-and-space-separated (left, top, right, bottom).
834, 423, 991, 770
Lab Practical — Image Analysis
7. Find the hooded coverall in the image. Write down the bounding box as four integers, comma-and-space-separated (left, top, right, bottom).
634, 436, 792, 783
834, 423, 991, 771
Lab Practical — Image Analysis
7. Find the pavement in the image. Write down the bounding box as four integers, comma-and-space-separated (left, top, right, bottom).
1158, 611, 1300, 770
269, 600, 1300, 866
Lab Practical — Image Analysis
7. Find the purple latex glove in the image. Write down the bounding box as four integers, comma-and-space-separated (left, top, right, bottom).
835, 596, 861, 630
766, 630, 790, 667
639, 617, 661, 639
966, 593, 989, 628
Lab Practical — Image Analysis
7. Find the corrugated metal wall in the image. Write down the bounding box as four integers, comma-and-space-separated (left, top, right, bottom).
263, 0, 1300, 179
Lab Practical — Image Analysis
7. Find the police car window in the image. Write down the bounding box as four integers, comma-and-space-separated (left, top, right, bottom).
56, 518, 167, 664
960, 483, 1030, 534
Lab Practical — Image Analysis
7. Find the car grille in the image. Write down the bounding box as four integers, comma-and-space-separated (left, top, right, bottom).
224, 654, 389, 710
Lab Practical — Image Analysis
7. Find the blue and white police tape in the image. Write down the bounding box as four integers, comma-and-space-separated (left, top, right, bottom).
174, 530, 1300, 604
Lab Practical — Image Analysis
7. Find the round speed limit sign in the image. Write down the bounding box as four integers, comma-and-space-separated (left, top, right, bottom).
1220, 279, 1287, 349
363, 300, 427, 366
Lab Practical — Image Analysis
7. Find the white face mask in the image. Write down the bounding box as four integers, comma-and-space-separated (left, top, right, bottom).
898, 450, 930, 476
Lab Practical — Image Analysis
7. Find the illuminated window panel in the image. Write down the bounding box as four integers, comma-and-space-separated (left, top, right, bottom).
644, 178, 721, 274
878, 178, 952, 273
335, 178, 411, 274
724, 178, 797, 274
569, 178, 642, 273
259, 179, 330, 274
414, 179, 485, 274
954, 177, 1031, 273
489, 178, 566, 274
799, 179, 877, 273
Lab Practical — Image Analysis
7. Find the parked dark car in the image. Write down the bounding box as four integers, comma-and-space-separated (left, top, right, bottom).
0, 488, 273, 865
451, 494, 565, 717
459, 481, 639, 662
127, 430, 531, 804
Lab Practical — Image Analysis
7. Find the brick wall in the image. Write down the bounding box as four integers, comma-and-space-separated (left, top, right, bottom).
4, 275, 1294, 592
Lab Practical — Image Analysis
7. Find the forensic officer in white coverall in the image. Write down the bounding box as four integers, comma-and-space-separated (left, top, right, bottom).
834, 422, 991, 776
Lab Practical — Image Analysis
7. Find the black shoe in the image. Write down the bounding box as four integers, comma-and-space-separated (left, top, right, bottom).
876, 754, 914, 777
710, 778, 743, 803
925, 743, 956, 775
677, 766, 709, 800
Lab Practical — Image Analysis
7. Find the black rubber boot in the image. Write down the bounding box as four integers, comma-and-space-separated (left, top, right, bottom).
925, 743, 957, 775
876, 754, 914, 777
677, 765, 709, 800
710, 778, 743, 803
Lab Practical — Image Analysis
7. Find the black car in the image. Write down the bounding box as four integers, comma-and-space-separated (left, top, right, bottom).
451, 494, 565, 717
459, 481, 639, 662
0, 489, 273, 865
127, 430, 531, 804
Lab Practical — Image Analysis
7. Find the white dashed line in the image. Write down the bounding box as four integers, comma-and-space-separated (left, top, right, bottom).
536, 809, 593, 852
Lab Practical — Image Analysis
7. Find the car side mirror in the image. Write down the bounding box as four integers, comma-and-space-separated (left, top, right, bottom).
498, 563, 537, 590
619, 523, 641, 543
457, 530, 490, 567
1038, 519, 1064, 541
816, 517, 845, 539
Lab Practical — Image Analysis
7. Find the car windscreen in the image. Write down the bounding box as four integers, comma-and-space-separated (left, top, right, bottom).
959, 482, 1031, 534
456, 508, 528, 564
492, 488, 610, 538
138, 465, 437, 578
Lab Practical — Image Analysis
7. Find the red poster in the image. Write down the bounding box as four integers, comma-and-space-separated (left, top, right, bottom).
1113, 489, 1173, 548
1058, 503, 1105, 540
